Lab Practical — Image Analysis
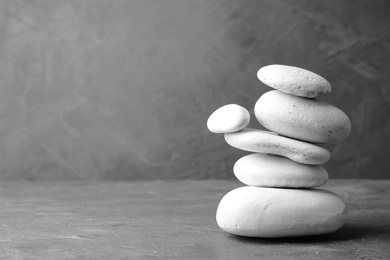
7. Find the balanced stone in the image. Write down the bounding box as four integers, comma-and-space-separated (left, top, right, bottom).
257, 64, 331, 98
216, 186, 347, 238
255, 90, 351, 144
225, 128, 330, 165
207, 104, 250, 133
234, 153, 328, 188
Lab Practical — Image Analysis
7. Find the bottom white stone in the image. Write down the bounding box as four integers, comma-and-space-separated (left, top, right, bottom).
216, 186, 347, 237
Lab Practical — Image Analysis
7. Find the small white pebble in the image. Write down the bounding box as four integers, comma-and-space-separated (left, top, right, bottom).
207, 104, 250, 134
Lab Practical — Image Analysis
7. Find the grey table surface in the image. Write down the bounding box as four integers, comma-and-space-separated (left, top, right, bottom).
0, 180, 389, 259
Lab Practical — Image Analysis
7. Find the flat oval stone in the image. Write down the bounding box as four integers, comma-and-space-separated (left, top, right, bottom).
234, 153, 328, 188
216, 186, 347, 238
207, 104, 250, 133
257, 65, 331, 98
255, 90, 351, 143
224, 128, 330, 165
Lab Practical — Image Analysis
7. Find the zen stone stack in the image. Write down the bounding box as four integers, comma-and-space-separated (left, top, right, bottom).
207, 64, 351, 238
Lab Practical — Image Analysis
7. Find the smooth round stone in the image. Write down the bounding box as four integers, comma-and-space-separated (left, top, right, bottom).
234, 153, 328, 188
224, 128, 330, 165
216, 186, 347, 238
207, 104, 250, 133
257, 64, 331, 98
255, 90, 352, 143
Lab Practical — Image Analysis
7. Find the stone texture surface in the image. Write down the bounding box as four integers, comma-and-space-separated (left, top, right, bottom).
0, 0, 389, 179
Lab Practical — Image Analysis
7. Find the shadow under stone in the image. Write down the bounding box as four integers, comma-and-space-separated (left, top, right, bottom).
227, 223, 390, 244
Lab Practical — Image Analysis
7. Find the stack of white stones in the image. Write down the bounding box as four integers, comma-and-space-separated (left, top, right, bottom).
207, 64, 351, 238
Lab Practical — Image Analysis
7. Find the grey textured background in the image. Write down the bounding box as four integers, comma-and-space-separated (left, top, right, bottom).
0, 0, 389, 180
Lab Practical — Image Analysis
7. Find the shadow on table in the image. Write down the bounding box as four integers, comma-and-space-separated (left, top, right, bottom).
228, 223, 389, 244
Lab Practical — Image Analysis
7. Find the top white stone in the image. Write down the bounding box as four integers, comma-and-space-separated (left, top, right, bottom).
207, 104, 250, 133
257, 64, 331, 98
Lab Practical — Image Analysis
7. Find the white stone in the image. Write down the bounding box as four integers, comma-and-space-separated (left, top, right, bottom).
257, 64, 331, 98
207, 104, 250, 133
216, 186, 347, 237
234, 153, 328, 188
255, 90, 352, 143
224, 128, 330, 165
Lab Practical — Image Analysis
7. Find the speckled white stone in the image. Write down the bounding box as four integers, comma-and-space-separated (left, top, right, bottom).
234, 153, 328, 188
216, 186, 347, 238
255, 90, 351, 144
207, 104, 250, 133
257, 65, 331, 98
224, 128, 330, 165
